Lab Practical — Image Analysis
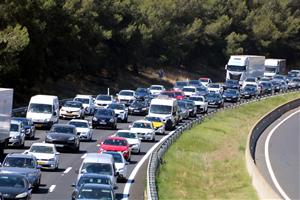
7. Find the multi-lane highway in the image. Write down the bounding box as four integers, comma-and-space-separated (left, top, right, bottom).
255, 107, 300, 200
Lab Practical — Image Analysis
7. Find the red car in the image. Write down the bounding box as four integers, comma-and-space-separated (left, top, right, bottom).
160, 90, 185, 100
174, 90, 185, 100
98, 137, 131, 161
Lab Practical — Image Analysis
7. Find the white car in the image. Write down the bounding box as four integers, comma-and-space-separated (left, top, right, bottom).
59, 100, 85, 119
207, 83, 224, 94
149, 85, 165, 95
182, 86, 197, 97
107, 103, 128, 123
113, 130, 141, 154
199, 78, 212, 87
68, 119, 93, 141
102, 151, 128, 181
94, 95, 114, 108
24, 143, 60, 170
74, 95, 95, 115
188, 95, 208, 113
242, 77, 261, 93
117, 90, 136, 105
130, 120, 156, 142
9, 120, 25, 147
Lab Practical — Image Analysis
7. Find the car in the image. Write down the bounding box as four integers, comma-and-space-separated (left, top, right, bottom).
75, 183, 115, 200
135, 88, 151, 99
195, 86, 209, 97
1, 153, 41, 190
242, 77, 259, 89
12, 118, 35, 139
74, 95, 95, 115
207, 83, 223, 94
173, 81, 188, 90
173, 90, 185, 100
222, 89, 241, 102
287, 70, 300, 82
71, 174, 113, 200
206, 92, 224, 108
288, 77, 300, 89
45, 124, 80, 152
59, 101, 85, 119
128, 100, 149, 116
181, 99, 197, 117
117, 90, 136, 106
259, 77, 272, 82
188, 80, 202, 87
0, 173, 32, 199
240, 85, 258, 98
270, 79, 285, 92
102, 151, 128, 181
279, 80, 288, 92
113, 130, 141, 154
188, 95, 208, 113
178, 106, 189, 120
92, 108, 117, 130
98, 137, 131, 161
9, 120, 25, 148
160, 91, 177, 99
148, 85, 165, 95
199, 77, 212, 87
107, 103, 128, 122
273, 74, 288, 83
24, 143, 60, 170
144, 116, 166, 134
259, 81, 274, 95
223, 79, 240, 90
130, 120, 156, 142
94, 95, 114, 108
68, 120, 93, 141
182, 86, 197, 97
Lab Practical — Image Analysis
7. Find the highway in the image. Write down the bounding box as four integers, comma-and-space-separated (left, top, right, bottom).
255, 107, 300, 200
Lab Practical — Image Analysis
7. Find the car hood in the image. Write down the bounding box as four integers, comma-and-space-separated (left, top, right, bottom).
9, 131, 20, 137
118, 95, 135, 100
27, 152, 55, 160
0, 186, 27, 197
61, 107, 80, 112
26, 112, 52, 121
115, 163, 126, 171
126, 138, 140, 145
0, 167, 37, 175
130, 128, 153, 134
47, 132, 75, 140
101, 145, 128, 152
76, 127, 90, 133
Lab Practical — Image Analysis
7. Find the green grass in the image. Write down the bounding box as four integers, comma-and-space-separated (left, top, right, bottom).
157, 92, 300, 200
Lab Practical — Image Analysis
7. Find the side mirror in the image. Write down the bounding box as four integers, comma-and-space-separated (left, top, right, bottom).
23, 150, 29, 154
55, 152, 60, 155
53, 111, 57, 116
128, 125, 132, 129
37, 165, 42, 169
21, 129, 25, 133
71, 183, 75, 187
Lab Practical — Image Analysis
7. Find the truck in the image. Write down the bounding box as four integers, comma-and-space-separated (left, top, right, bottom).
263, 59, 286, 78
0, 88, 13, 155
225, 55, 265, 84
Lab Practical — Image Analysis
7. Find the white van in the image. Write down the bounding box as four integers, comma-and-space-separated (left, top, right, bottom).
26, 95, 59, 128
77, 153, 117, 187
148, 96, 179, 130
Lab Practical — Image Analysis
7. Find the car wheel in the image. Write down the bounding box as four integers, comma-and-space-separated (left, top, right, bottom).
34, 177, 41, 191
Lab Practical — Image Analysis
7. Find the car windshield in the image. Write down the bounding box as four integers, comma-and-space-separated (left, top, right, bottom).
136, 88, 148, 92
119, 91, 134, 96
189, 97, 204, 101
77, 187, 113, 200
0, 175, 26, 188
150, 105, 172, 115
183, 88, 196, 92
174, 92, 183, 96
96, 95, 112, 101
145, 117, 161, 122
81, 163, 112, 175
265, 67, 276, 72
10, 124, 19, 132
104, 152, 123, 163
208, 84, 220, 88
30, 146, 54, 154
64, 101, 81, 108
132, 122, 152, 129
245, 78, 256, 82
51, 126, 74, 134
160, 92, 175, 97
95, 109, 112, 116
225, 90, 237, 94
69, 121, 88, 128
3, 157, 35, 169
196, 87, 207, 92
29, 103, 52, 114
227, 65, 246, 72
178, 101, 187, 108
175, 82, 188, 87
116, 132, 137, 139
103, 139, 127, 146
207, 93, 219, 98
131, 101, 144, 107
108, 104, 124, 110
274, 76, 284, 80
244, 87, 255, 91
292, 78, 300, 82
199, 78, 209, 83
150, 86, 162, 90
226, 80, 238, 84
261, 82, 271, 87
74, 98, 90, 104
13, 119, 30, 126
77, 177, 110, 187
189, 80, 200, 85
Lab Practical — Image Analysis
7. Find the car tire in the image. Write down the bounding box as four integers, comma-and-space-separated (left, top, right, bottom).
34, 177, 41, 191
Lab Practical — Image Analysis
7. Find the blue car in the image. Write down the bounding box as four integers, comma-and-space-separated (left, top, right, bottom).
222, 89, 240, 102
135, 88, 150, 99
206, 92, 224, 108
75, 183, 115, 200
12, 117, 35, 139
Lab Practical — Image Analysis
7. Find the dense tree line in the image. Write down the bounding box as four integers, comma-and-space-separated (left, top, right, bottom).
0, 0, 299, 97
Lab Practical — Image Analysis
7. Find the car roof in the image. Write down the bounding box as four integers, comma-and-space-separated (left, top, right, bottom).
133, 120, 152, 124
83, 153, 113, 164
11, 117, 30, 121
116, 130, 133, 133
0, 172, 27, 178
10, 120, 22, 125
75, 95, 92, 98
31, 143, 55, 147
6, 153, 35, 159
79, 183, 113, 190
80, 173, 111, 179
52, 124, 76, 128
69, 119, 89, 123
106, 136, 127, 141
119, 90, 135, 92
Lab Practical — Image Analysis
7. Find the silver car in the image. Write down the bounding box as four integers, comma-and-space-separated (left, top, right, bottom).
9, 120, 25, 147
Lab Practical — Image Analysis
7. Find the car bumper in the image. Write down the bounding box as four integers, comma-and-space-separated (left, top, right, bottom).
60, 112, 81, 119
130, 145, 140, 153
8, 138, 22, 146
78, 133, 90, 140
92, 121, 115, 128
138, 134, 153, 141
33, 121, 53, 128
45, 140, 77, 149
37, 159, 56, 169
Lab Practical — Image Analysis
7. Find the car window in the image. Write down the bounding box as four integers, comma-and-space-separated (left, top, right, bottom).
30, 146, 54, 154
77, 177, 111, 187
3, 157, 35, 169
132, 122, 152, 129
52, 126, 75, 134
64, 101, 82, 108
69, 121, 89, 128
116, 132, 137, 139
103, 139, 127, 146
0, 175, 26, 188
10, 124, 19, 132
81, 163, 112, 175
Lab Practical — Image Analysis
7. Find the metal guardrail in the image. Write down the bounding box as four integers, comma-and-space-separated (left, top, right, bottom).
146, 88, 300, 200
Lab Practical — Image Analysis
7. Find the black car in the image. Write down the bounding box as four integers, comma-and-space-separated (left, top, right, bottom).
241, 85, 258, 98
128, 100, 149, 116
92, 109, 117, 130
206, 92, 224, 108
181, 99, 197, 117
222, 89, 240, 102
45, 124, 80, 152
271, 79, 282, 92
188, 80, 201, 87
75, 183, 115, 200
223, 79, 240, 90
0, 173, 32, 200
260, 81, 273, 95
135, 88, 150, 99
11, 118, 35, 139
71, 174, 112, 200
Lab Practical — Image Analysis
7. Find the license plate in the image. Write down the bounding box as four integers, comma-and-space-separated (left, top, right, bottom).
100, 122, 107, 125
226, 98, 231, 100
38, 161, 45, 165
134, 110, 139, 112
35, 124, 43, 127
55, 144, 64, 147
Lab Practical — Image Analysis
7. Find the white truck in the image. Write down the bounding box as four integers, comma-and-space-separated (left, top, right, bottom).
264, 59, 286, 78
0, 88, 13, 155
225, 55, 265, 84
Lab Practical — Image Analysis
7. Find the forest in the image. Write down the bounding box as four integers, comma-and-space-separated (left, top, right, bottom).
0, 0, 300, 100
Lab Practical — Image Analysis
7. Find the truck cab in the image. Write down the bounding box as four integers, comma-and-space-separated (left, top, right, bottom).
264, 59, 286, 78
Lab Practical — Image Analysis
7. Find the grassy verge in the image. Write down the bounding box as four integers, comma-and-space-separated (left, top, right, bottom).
157, 92, 300, 199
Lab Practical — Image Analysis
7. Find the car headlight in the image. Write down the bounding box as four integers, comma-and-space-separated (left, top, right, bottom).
26, 129, 31, 133
60, 108, 65, 112
44, 118, 50, 122
27, 172, 36, 177
68, 136, 75, 141
142, 108, 147, 111
15, 192, 28, 198
109, 118, 114, 123
46, 135, 53, 140
13, 135, 20, 139
93, 117, 98, 121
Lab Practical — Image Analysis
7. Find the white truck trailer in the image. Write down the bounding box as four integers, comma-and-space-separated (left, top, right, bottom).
264, 59, 286, 78
225, 55, 265, 84
0, 88, 13, 155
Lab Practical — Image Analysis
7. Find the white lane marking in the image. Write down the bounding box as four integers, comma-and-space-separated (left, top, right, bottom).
63, 167, 72, 174
81, 153, 87, 159
49, 185, 56, 193
265, 109, 300, 200
122, 130, 175, 200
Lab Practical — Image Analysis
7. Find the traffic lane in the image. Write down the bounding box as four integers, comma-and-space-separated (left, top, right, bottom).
268, 110, 300, 199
